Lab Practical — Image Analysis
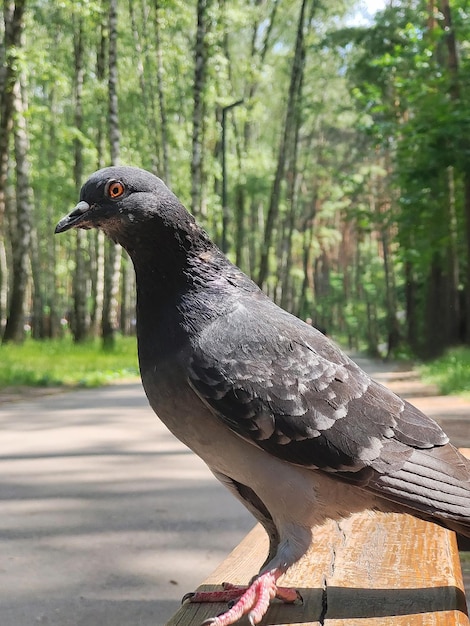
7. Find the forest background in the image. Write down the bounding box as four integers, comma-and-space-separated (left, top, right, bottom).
1, 0, 470, 367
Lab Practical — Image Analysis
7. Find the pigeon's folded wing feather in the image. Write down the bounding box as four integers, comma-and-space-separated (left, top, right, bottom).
188, 299, 470, 523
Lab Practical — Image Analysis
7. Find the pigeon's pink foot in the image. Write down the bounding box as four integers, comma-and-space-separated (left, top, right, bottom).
187, 569, 300, 626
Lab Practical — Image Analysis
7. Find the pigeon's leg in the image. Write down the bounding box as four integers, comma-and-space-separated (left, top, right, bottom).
188, 569, 300, 626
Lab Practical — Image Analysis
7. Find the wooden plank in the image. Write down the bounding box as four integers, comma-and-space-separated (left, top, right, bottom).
318, 513, 468, 626
166, 512, 469, 626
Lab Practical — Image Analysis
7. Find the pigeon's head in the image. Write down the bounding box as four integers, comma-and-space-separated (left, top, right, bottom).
55, 166, 197, 249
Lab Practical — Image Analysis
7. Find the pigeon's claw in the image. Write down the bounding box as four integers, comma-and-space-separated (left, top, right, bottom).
194, 569, 297, 626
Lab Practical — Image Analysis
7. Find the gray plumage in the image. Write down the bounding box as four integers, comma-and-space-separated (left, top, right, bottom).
56, 166, 470, 601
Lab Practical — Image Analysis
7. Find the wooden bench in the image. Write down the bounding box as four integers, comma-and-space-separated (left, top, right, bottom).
167, 455, 470, 626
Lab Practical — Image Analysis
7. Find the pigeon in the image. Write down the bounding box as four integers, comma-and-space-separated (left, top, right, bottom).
56, 166, 470, 626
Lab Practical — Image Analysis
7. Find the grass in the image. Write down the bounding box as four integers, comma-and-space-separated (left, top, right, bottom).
2, 337, 470, 397
0, 336, 139, 389
420, 347, 470, 396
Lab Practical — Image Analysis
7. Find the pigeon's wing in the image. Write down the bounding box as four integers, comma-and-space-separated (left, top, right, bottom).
188, 297, 470, 524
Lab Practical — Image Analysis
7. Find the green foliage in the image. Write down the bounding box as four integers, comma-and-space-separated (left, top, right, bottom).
0, 337, 138, 388
347, 0, 470, 355
420, 348, 470, 396
2, 0, 470, 357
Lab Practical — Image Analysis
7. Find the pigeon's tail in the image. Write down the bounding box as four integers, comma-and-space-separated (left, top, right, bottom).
367, 444, 470, 537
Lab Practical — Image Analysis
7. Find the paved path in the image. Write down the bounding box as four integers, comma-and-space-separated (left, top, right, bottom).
1, 358, 469, 625
0, 383, 254, 626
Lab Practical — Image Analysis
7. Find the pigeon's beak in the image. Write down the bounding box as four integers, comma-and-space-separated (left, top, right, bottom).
55, 201, 92, 234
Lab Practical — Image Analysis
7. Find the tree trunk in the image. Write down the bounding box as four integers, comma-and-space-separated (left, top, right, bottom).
243, 0, 280, 149
120, 255, 134, 335
439, 0, 470, 344
381, 224, 400, 358
102, 0, 122, 349
190, 0, 210, 215
30, 226, 44, 339
90, 15, 107, 338
298, 193, 317, 320
257, 0, 309, 288
154, 0, 171, 183
220, 100, 243, 254
129, 0, 160, 175
464, 175, 470, 344
91, 230, 106, 337
102, 240, 122, 349
3, 78, 32, 343
0, 237, 7, 333
446, 165, 460, 344
108, 0, 120, 165
236, 0, 279, 273
71, 14, 89, 343
0, 0, 26, 332
279, 41, 304, 311
424, 254, 446, 357
234, 184, 245, 269
33, 77, 61, 339
404, 260, 418, 352
376, 195, 400, 357
96, 12, 107, 168
440, 0, 459, 99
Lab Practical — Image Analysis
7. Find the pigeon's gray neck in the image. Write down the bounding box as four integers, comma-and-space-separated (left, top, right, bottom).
129, 226, 235, 358
128, 225, 224, 291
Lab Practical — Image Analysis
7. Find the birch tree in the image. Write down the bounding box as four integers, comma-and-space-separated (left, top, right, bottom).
71, 12, 90, 343
257, 0, 311, 289
0, 0, 27, 336
102, 0, 122, 349
190, 0, 210, 215
2, 79, 33, 343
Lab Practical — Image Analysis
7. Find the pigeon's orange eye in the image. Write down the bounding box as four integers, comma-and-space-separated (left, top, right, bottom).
106, 180, 125, 199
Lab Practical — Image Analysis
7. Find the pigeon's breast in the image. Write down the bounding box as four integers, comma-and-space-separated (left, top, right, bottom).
140, 354, 249, 458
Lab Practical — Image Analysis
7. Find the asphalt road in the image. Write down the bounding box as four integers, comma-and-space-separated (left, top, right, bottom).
0, 382, 254, 626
